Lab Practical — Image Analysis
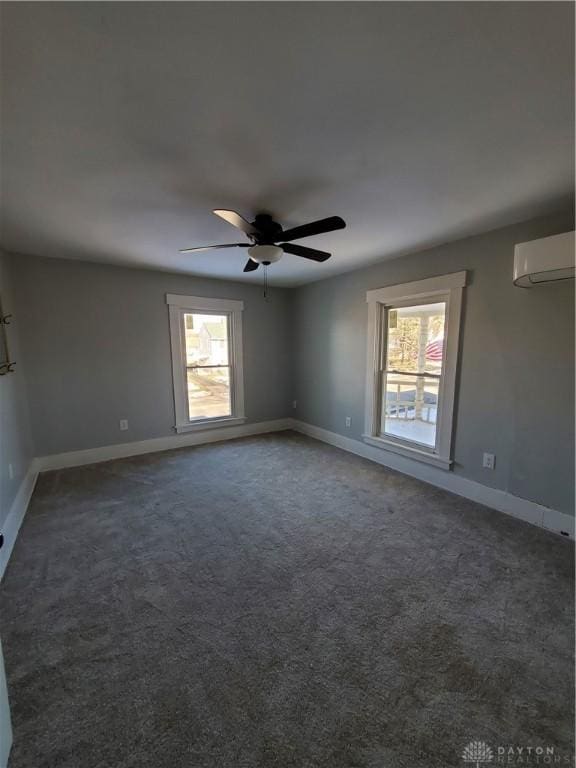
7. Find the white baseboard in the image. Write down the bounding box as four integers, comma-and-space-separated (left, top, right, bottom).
35, 418, 294, 472
0, 463, 39, 582
291, 420, 575, 540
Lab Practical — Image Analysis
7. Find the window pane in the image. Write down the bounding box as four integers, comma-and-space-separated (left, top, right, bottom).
382, 373, 439, 447
184, 313, 229, 366
382, 302, 446, 449
386, 302, 446, 375
187, 367, 231, 420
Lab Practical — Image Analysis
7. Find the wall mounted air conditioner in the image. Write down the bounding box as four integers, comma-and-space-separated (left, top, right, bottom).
513, 231, 575, 287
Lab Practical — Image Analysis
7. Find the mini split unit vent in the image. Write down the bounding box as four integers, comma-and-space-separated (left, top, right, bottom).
513, 231, 575, 287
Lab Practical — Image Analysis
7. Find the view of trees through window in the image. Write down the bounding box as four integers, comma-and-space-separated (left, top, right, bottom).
382, 302, 446, 448
184, 313, 231, 420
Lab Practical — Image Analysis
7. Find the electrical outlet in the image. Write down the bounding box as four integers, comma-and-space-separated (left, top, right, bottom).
483, 452, 495, 470
119, 419, 129, 431
8, 463, 14, 481
345, 416, 351, 428
292, 400, 297, 409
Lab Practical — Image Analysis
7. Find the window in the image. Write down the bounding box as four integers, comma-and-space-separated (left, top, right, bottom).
167, 294, 245, 433
364, 272, 466, 469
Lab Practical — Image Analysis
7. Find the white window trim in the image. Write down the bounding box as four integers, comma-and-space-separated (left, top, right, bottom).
166, 294, 246, 434
363, 272, 467, 470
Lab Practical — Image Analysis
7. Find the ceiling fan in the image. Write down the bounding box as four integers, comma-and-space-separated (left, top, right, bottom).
180, 209, 346, 272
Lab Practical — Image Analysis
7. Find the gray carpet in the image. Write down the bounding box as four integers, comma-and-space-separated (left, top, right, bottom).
0, 431, 573, 768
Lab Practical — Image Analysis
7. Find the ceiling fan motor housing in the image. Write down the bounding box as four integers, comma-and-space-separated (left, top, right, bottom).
251, 214, 283, 244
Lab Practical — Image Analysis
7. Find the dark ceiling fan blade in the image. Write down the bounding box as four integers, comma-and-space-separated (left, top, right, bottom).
276, 216, 345, 243
213, 209, 260, 236
281, 243, 331, 262
243, 258, 259, 272
179, 243, 248, 253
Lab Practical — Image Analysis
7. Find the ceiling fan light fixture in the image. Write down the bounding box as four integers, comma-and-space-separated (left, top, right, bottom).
248, 244, 283, 265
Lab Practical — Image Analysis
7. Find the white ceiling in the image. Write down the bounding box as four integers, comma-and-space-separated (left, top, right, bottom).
0, 2, 573, 286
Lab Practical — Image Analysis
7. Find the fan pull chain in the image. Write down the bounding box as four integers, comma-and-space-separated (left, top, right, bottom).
263, 264, 269, 300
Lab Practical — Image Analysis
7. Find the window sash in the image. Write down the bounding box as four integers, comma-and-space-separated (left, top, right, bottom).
182, 311, 234, 423
380, 373, 442, 446
379, 298, 447, 454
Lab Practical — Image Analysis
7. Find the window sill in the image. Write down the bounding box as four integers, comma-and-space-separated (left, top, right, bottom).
175, 416, 247, 434
362, 434, 452, 470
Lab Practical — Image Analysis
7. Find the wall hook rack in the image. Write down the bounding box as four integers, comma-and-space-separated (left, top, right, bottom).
0, 294, 15, 374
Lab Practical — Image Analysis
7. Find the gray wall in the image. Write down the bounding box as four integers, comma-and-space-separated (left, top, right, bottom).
10, 256, 294, 456
0, 251, 34, 529
6, 211, 575, 516
293, 212, 575, 516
